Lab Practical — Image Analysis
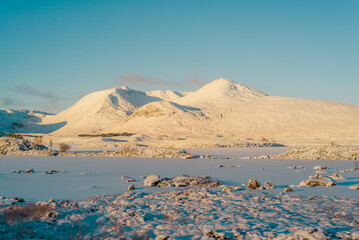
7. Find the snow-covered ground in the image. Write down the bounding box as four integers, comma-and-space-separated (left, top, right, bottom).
0, 147, 358, 202
1, 147, 359, 239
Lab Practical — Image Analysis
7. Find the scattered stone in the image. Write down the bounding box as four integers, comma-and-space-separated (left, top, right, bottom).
264, 181, 275, 189
174, 182, 188, 187
42, 171, 48, 175
217, 165, 224, 168
10, 171, 15, 173
234, 186, 243, 190
49, 169, 58, 174
313, 166, 327, 170
17, 170, 22, 173
349, 185, 359, 190
45, 211, 58, 218
298, 166, 307, 170
329, 173, 345, 180
36, 202, 50, 206
248, 179, 260, 189
128, 185, 135, 191
144, 175, 161, 187
157, 180, 171, 187
222, 186, 233, 192
25, 168, 33, 173
300, 174, 337, 187
288, 166, 296, 169
284, 187, 293, 192
127, 179, 136, 182
121, 176, 130, 179
80, 172, 88, 176
182, 154, 192, 159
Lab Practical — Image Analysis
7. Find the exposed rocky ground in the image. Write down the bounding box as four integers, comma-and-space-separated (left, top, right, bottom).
0, 188, 358, 239
251, 146, 359, 160
0, 137, 56, 156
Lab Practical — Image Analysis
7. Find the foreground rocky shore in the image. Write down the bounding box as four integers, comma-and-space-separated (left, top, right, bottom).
1, 136, 359, 160
259, 146, 359, 160
1, 187, 358, 239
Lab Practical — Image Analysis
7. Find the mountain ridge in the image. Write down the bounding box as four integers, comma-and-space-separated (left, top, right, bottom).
1, 78, 359, 145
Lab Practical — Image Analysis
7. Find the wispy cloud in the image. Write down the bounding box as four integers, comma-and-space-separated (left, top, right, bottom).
14, 83, 64, 111
0, 97, 26, 107
187, 71, 207, 87
115, 73, 182, 88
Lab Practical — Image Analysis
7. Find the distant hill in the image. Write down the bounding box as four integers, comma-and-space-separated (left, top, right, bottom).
2, 78, 359, 145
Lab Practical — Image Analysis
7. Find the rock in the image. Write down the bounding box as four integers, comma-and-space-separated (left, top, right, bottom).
128, 185, 135, 190
17, 170, 22, 173
48, 199, 57, 203
313, 166, 327, 170
288, 166, 296, 169
174, 182, 188, 187
36, 201, 50, 206
17, 198, 24, 202
234, 186, 243, 190
227, 165, 235, 167
157, 180, 171, 187
284, 187, 293, 192
222, 186, 233, 192
10, 171, 15, 173
248, 179, 260, 189
217, 165, 224, 168
42, 171, 48, 175
329, 173, 345, 180
182, 154, 192, 159
144, 175, 161, 186
349, 185, 359, 190
45, 211, 58, 218
121, 176, 130, 179
127, 179, 136, 182
264, 181, 275, 189
205, 154, 210, 159
25, 168, 33, 173
199, 155, 204, 159
140, 176, 146, 178
49, 169, 58, 174
300, 174, 337, 187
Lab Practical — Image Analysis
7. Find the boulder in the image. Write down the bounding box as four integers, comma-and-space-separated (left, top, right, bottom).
264, 181, 275, 189
157, 180, 171, 187
300, 174, 337, 187
174, 182, 188, 187
144, 175, 161, 186
248, 179, 260, 189
284, 187, 293, 192
313, 166, 327, 170
128, 185, 135, 190
329, 173, 345, 180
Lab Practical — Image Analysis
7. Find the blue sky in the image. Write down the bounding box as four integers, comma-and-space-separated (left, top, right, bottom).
0, 0, 358, 113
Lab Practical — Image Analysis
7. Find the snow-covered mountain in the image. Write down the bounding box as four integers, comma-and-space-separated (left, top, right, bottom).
2, 78, 359, 145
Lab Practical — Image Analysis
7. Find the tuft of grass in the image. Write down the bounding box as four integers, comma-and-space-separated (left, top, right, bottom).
3, 205, 53, 224
59, 143, 71, 152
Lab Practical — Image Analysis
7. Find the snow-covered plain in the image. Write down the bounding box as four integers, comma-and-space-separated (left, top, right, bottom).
1, 147, 359, 239
0, 147, 358, 202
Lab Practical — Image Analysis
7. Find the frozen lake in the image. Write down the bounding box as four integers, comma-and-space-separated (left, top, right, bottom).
0, 147, 358, 202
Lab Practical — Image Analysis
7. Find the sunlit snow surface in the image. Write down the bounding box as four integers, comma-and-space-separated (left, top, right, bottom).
0, 147, 358, 202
